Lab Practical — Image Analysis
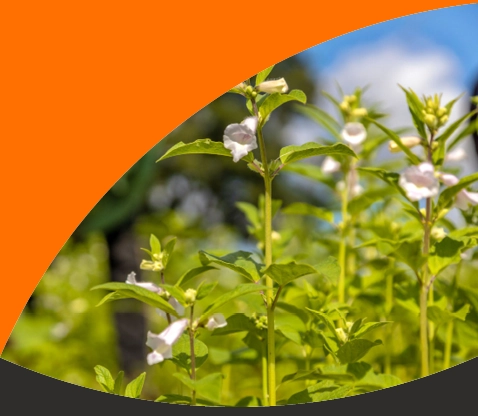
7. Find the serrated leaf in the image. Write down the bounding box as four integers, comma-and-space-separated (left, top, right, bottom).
282, 202, 333, 222
428, 236, 465, 276
157, 139, 254, 163
315, 256, 341, 283
336, 339, 382, 364
199, 250, 264, 282
176, 266, 217, 287
261, 262, 317, 286
259, 90, 307, 125
196, 281, 217, 300
91, 282, 178, 316
124, 372, 146, 399
200, 283, 267, 320
171, 334, 209, 370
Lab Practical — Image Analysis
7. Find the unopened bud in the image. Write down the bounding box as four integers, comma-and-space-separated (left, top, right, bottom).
184, 288, 197, 304
339, 101, 350, 111
335, 328, 348, 343
439, 115, 449, 125
257, 78, 288, 94
352, 107, 368, 117
437, 107, 447, 117
424, 114, 437, 128
388, 136, 421, 153
431, 227, 446, 240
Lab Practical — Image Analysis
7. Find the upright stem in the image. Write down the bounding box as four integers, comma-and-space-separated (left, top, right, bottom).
419, 282, 429, 378
253, 100, 276, 406
189, 306, 196, 405
261, 341, 269, 406
384, 262, 394, 374
161, 271, 172, 325
338, 184, 348, 304
428, 288, 435, 374
443, 320, 454, 370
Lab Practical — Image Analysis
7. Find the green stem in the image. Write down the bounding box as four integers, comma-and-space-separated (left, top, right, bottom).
189, 307, 196, 405
261, 341, 269, 406
384, 262, 394, 374
443, 320, 454, 370
428, 287, 435, 374
338, 184, 348, 304
254, 99, 276, 406
419, 282, 429, 378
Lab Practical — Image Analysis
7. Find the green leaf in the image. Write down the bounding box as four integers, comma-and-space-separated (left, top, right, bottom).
114, 371, 124, 395
200, 283, 267, 320
162, 237, 176, 268
294, 104, 342, 141
171, 334, 209, 370
159, 284, 186, 306
351, 322, 391, 339
236, 202, 261, 229
255, 65, 274, 85
336, 339, 382, 364
94, 365, 115, 393
259, 90, 307, 125
262, 262, 317, 286
281, 202, 333, 223
365, 117, 422, 164
438, 172, 478, 210
398, 86, 427, 139
428, 304, 470, 326
288, 382, 352, 405
124, 372, 146, 399
199, 250, 264, 282
149, 234, 161, 255
280, 142, 357, 165
91, 282, 178, 316
448, 120, 478, 151
176, 266, 217, 287
428, 236, 465, 276
155, 394, 214, 405
157, 139, 254, 163
211, 313, 256, 336
234, 396, 263, 407
436, 109, 477, 144
315, 256, 341, 284
196, 281, 218, 300
306, 308, 339, 341
173, 372, 224, 404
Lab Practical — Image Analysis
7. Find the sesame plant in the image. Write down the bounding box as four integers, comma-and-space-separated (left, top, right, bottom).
90, 66, 478, 406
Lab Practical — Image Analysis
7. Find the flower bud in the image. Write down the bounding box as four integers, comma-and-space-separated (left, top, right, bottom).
424, 114, 437, 129
345, 94, 357, 103
431, 227, 446, 240
184, 288, 197, 304
271, 231, 281, 241
439, 115, 449, 125
352, 108, 368, 117
388, 136, 421, 153
437, 107, 447, 117
335, 328, 348, 343
339, 101, 350, 111
257, 78, 288, 94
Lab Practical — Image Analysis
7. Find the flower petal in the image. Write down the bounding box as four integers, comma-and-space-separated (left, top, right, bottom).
341, 122, 367, 145
159, 318, 189, 345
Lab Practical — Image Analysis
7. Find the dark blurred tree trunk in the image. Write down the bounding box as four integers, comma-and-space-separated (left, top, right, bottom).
105, 224, 146, 376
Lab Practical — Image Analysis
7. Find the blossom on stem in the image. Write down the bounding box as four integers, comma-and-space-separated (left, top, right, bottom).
146, 318, 189, 365
399, 163, 439, 201
126, 272, 163, 294
322, 156, 341, 173
205, 313, 227, 331
341, 122, 367, 146
223, 116, 258, 163
257, 78, 288, 94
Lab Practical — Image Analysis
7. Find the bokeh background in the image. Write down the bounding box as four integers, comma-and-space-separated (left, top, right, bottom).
2, 4, 478, 402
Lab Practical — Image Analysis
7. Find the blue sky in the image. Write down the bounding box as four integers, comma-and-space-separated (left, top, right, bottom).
299, 4, 478, 89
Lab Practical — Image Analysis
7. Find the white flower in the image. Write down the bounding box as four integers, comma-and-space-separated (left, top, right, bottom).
445, 147, 466, 162
455, 190, 478, 210
388, 136, 421, 153
322, 156, 341, 173
126, 272, 162, 294
341, 122, 367, 146
335, 328, 348, 343
156, 297, 185, 321
206, 313, 227, 331
257, 78, 288, 94
146, 318, 189, 365
399, 163, 439, 201
223, 117, 258, 163
438, 172, 478, 210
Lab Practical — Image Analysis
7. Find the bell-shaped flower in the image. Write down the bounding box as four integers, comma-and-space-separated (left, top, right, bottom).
156, 296, 185, 321
399, 163, 439, 201
341, 122, 367, 146
126, 272, 163, 294
322, 156, 341, 174
257, 78, 288, 94
223, 116, 258, 163
445, 148, 466, 162
205, 313, 227, 331
438, 172, 478, 210
146, 318, 189, 365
